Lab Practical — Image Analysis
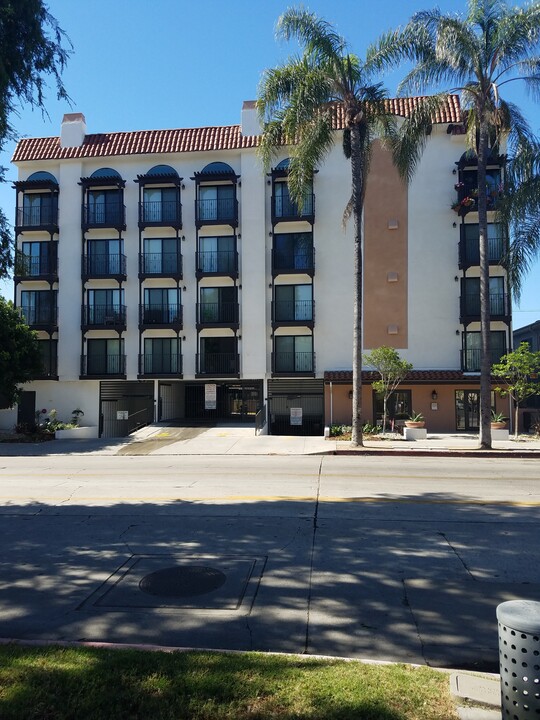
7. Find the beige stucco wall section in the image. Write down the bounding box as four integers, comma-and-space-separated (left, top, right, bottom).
363, 141, 408, 350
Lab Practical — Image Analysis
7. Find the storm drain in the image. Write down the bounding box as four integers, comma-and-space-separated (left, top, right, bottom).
139, 566, 227, 597
78, 554, 264, 611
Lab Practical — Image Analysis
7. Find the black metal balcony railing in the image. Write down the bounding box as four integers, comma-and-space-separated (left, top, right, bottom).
14, 251, 58, 279
20, 305, 58, 326
139, 304, 183, 327
461, 347, 507, 372
139, 252, 183, 277
196, 352, 239, 375
37, 358, 58, 379
460, 293, 509, 320
82, 202, 126, 229
459, 235, 504, 268
139, 353, 182, 376
195, 250, 238, 276
273, 300, 314, 324
272, 351, 315, 374
272, 193, 315, 222
81, 304, 127, 328
195, 197, 238, 225
82, 253, 127, 278
272, 248, 315, 275
139, 200, 182, 227
81, 354, 126, 377
16, 205, 58, 229
196, 302, 239, 326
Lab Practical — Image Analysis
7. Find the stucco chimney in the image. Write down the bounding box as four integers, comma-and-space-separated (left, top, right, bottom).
241, 100, 261, 136
60, 112, 87, 148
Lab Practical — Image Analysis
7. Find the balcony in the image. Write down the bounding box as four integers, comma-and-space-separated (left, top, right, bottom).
35, 361, 58, 380
139, 252, 183, 280
272, 351, 315, 376
272, 300, 314, 328
460, 293, 510, 324
272, 192, 315, 224
81, 353, 126, 378
81, 304, 127, 330
459, 234, 505, 269
195, 197, 238, 228
20, 305, 58, 330
139, 304, 183, 330
195, 250, 238, 278
138, 199, 182, 229
82, 253, 127, 280
14, 250, 58, 282
138, 353, 183, 377
272, 247, 315, 276
196, 302, 239, 329
81, 202, 126, 231
461, 347, 507, 372
15, 204, 58, 233
196, 352, 239, 377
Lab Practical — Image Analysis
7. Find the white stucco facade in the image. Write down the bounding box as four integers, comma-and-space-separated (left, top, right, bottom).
2, 100, 510, 435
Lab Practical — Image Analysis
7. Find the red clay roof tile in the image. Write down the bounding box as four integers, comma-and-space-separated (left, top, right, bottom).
12, 96, 462, 163
324, 370, 485, 384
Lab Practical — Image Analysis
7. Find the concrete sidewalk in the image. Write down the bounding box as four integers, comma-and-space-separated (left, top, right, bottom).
1, 423, 540, 456
120, 422, 540, 457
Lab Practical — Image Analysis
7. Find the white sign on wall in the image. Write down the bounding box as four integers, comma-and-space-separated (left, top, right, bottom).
290, 407, 303, 425
116, 410, 129, 420
205, 383, 217, 410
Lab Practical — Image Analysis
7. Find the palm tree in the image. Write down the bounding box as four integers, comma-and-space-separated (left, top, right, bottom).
370, 0, 540, 449
257, 8, 397, 447
500, 140, 540, 301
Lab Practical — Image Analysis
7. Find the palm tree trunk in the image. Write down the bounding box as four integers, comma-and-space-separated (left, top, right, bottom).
350, 122, 364, 447
477, 120, 493, 449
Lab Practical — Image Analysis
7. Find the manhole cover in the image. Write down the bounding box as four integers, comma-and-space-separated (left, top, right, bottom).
139, 565, 227, 597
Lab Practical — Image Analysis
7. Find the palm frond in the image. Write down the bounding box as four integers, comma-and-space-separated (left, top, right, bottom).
387, 94, 445, 182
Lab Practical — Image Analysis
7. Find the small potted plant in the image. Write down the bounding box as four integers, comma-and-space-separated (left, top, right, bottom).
404, 411, 425, 429
491, 410, 507, 430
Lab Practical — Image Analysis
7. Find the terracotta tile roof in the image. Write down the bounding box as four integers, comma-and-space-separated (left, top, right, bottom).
12, 125, 259, 163
324, 370, 485, 384
12, 95, 462, 163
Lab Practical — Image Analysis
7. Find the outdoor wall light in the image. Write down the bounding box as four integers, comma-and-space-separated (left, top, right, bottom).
348, 390, 353, 399
452, 168, 457, 174
431, 390, 438, 401
453, 222, 457, 228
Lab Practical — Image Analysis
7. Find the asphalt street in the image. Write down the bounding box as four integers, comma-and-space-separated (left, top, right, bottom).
1, 453, 540, 670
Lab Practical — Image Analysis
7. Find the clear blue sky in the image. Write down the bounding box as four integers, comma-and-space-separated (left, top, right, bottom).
2, 0, 538, 329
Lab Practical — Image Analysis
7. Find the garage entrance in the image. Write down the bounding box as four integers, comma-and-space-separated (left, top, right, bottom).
100, 381, 155, 437
268, 379, 324, 436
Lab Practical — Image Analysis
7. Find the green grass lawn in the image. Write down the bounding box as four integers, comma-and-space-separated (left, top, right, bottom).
0, 644, 458, 719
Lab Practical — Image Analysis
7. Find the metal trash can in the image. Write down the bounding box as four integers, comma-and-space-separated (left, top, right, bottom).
497, 600, 540, 718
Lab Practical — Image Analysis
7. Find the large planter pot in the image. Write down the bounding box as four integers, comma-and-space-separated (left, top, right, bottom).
55, 426, 98, 440
404, 421, 425, 429
490, 422, 507, 430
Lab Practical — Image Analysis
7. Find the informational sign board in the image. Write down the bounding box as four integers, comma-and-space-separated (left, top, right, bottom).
205, 383, 217, 410
290, 407, 303, 425
116, 410, 129, 420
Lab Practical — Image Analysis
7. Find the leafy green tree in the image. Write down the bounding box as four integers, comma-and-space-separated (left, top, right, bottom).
370, 0, 540, 449
257, 8, 397, 447
0, 0, 71, 278
0, 296, 43, 407
363, 346, 413, 433
492, 342, 540, 439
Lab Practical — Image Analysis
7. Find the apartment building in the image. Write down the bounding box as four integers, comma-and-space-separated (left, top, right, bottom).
1, 99, 511, 436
